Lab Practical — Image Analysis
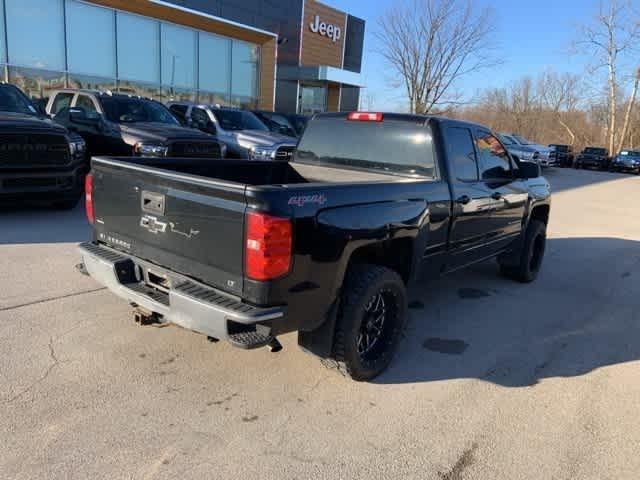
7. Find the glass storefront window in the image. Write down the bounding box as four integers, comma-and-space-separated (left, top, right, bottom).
66, 0, 116, 78
231, 40, 259, 101
68, 73, 116, 93
0, 0, 5, 64
162, 87, 196, 103
117, 80, 161, 100
6, 0, 65, 70
161, 23, 196, 89
229, 95, 258, 109
197, 91, 228, 106
1, 2, 263, 104
116, 12, 160, 84
9, 66, 66, 101
299, 84, 327, 114
199, 32, 231, 100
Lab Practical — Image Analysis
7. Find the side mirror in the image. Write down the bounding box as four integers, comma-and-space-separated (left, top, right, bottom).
517, 160, 541, 179
205, 121, 217, 135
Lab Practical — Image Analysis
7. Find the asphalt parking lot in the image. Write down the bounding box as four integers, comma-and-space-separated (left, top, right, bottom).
1, 168, 639, 480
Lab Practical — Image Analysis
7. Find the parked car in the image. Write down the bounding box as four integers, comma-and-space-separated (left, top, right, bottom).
510, 134, 555, 167
609, 149, 640, 174
168, 102, 296, 161
78, 111, 550, 381
252, 110, 308, 138
47, 90, 225, 159
574, 147, 610, 170
548, 144, 574, 167
0, 83, 87, 209
498, 133, 542, 165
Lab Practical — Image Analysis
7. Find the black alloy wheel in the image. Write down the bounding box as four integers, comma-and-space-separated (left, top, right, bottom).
331, 264, 407, 381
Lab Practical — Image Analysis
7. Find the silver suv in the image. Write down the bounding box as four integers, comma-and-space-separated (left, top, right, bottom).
167, 102, 296, 161
498, 133, 554, 167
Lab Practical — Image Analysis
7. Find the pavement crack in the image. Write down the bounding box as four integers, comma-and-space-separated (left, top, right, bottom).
0, 287, 106, 312
439, 442, 478, 480
4, 337, 61, 405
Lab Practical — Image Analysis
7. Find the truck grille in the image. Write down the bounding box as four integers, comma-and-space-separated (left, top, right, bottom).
0, 133, 70, 168
275, 146, 295, 162
2, 176, 72, 190
169, 141, 221, 158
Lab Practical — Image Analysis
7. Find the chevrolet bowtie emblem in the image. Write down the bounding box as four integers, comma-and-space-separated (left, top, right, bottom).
140, 215, 167, 234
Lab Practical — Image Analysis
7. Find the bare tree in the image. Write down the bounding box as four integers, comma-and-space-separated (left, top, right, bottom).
377, 0, 498, 114
575, 0, 640, 153
537, 71, 583, 145
618, 66, 640, 149
456, 69, 605, 150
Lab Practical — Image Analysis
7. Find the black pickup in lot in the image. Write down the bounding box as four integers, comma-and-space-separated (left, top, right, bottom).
79, 112, 551, 381
0, 83, 87, 209
575, 147, 609, 170
47, 89, 225, 161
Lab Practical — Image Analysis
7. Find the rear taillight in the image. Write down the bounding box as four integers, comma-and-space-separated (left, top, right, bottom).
245, 211, 292, 281
85, 173, 94, 224
347, 112, 383, 122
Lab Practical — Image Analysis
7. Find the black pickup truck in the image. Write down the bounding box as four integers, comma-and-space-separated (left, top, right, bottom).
47, 90, 225, 160
0, 83, 87, 208
79, 112, 551, 381
548, 144, 574, 168
574, 147, 609, 170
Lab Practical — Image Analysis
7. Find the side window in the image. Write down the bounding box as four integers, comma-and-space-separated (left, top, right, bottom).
500, 135, 515, 146
475, 130, 512, 180
447, 127, 478, 181
190, 107, 209, 127
51, 93, 74, 115
169, 105, 188, 124
75, 95, 98, 114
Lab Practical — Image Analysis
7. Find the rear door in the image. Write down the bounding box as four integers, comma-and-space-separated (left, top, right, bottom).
474, 128, 527, 250
444, 125, 497, 269
168, 104, 189, 126
91, 159, 247, 296
71, 94, 108, 155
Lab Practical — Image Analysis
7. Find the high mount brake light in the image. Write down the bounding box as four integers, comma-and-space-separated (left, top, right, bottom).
85, 174, 94, 224
245, 211, 292, 281
347, 112, 383, 122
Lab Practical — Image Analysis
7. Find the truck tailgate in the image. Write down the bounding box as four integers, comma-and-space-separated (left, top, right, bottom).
90, 158, 247, 296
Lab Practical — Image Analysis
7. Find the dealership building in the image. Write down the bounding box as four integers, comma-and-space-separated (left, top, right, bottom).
0, 0, 365, 114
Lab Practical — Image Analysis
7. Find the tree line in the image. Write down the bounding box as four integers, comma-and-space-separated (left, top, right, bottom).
378, 0, 640, 152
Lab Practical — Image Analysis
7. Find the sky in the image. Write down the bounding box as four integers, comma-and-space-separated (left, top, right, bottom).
322, 0, 613, 111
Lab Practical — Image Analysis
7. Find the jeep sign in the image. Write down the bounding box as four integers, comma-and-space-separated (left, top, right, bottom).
309, 15, 341, 43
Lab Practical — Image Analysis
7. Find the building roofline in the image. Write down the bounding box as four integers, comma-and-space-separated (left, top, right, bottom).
147, 0, 278, 39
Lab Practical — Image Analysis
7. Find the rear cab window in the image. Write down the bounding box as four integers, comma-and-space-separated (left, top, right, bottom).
294, 114, 437, 179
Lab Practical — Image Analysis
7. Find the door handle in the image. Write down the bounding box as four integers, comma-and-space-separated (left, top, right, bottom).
491, 192, 502, 200
456, 195, 471, 205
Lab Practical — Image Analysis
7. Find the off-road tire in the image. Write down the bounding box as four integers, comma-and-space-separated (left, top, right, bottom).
328, 264, 407, 381
499, 219, 547, 283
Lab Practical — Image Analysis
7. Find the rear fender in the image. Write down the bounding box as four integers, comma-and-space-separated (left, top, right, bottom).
297, 199, 429, 357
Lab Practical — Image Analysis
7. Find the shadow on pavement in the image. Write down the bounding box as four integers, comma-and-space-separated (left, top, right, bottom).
0, 203, 90, 244
377, 236, 640, 387
544, 167, 636, 193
